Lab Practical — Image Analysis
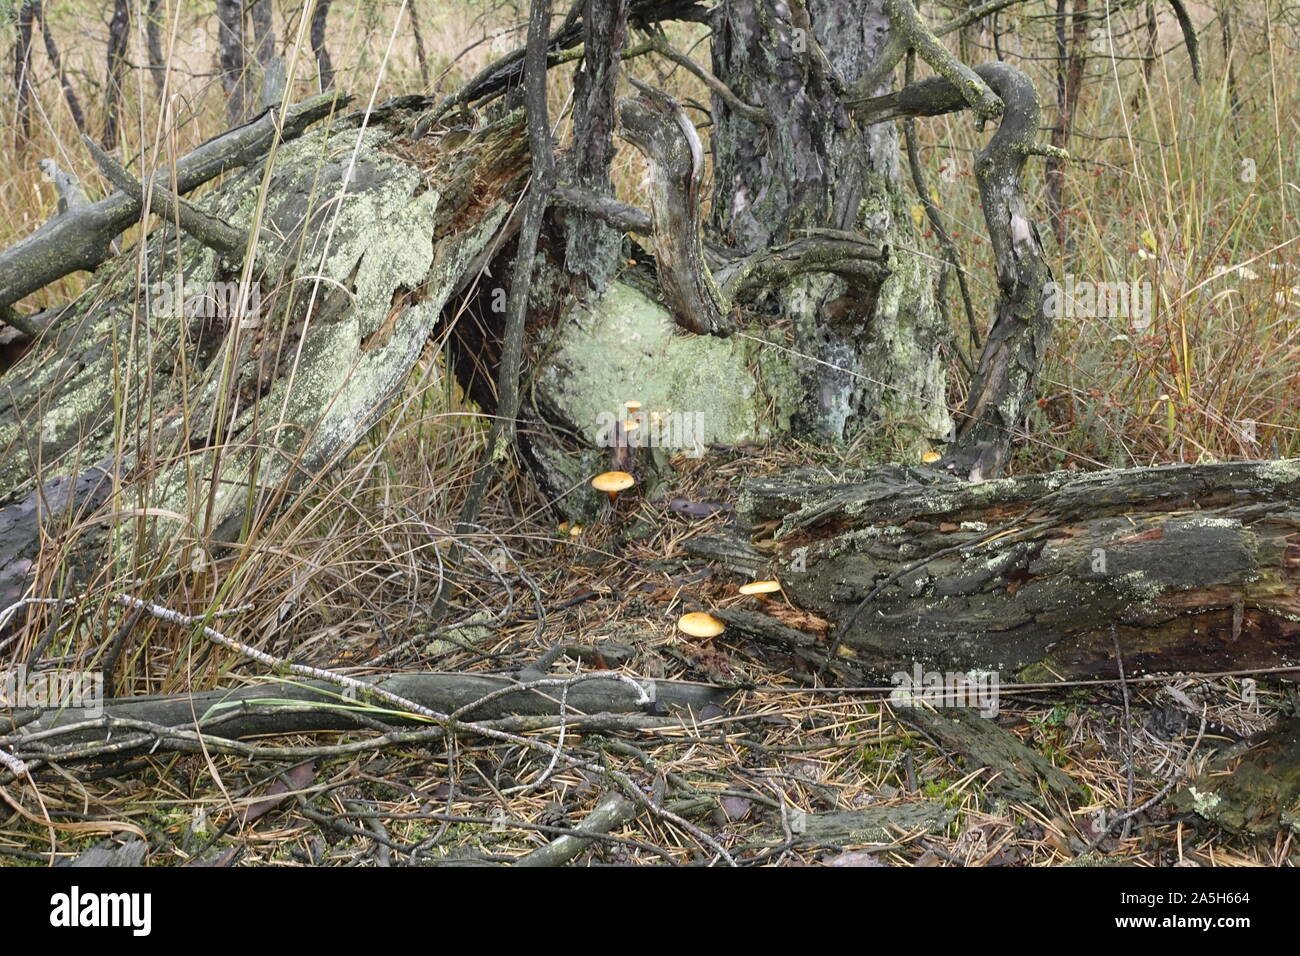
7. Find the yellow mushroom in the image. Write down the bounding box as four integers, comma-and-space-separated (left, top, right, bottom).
677, 612, 725, 638
591, 470, 636, 504
738, 580, 782, 601
921, 450, 942, 464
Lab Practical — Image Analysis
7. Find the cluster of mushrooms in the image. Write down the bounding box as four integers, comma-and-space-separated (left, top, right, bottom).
588, 399, 786, 640
676, 579, 782, 639
590, 399, 644, 511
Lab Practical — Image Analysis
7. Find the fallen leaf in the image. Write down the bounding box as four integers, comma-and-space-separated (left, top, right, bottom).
719, 796, 752, 821
243, 762, 316, 825
824, 850, 888, 867
668, 497, 731, 518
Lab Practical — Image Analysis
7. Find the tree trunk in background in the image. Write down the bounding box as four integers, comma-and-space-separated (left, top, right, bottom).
215, 0, 249, 125
145, 0, 166, 95
311, 0, 335, 92
39, 2, 88, 131
1046, 0, 1087, 250
249, 0, 283, 108
250, 0, 274, 70
563, 0, 628, 289
102, 0, 131, 150
710, 0, 949, 448
12, 0, 36, 148
409, 0, 431, 87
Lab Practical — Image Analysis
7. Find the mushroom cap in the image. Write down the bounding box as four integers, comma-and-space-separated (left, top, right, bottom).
738, 580, 782, 596
920, 450, 942, 464
591, 471, 636, 493
677, 612, 725, 638
623, 400, 643, 413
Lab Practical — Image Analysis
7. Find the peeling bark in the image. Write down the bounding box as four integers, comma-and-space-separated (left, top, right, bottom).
0, 106, 530, 609
618, 82, 729, 336
718, 460, 1300, 682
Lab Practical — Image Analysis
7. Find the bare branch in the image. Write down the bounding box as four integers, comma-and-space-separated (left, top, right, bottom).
83, 136, 249, 260
0, 92, 348, 313
885, 0, 1003, 121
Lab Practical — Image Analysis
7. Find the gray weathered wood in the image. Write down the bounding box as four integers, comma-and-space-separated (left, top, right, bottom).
723, 460, 1300, 682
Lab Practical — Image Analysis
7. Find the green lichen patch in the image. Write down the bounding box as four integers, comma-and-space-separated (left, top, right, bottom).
537, 281, 802, 447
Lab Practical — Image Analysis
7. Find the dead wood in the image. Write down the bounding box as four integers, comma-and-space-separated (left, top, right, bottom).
706, 460, 1300, 683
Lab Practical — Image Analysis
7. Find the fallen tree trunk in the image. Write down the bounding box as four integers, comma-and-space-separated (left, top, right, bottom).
699, 459, 1300, 682
0, 102, 530, 610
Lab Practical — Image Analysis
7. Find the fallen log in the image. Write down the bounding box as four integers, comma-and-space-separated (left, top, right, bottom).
2, 669, 728, 761
896, 706, 1082, 807
704, 459, 1300, 682
0, 104, 530, 610
1172, 715, 1300, 835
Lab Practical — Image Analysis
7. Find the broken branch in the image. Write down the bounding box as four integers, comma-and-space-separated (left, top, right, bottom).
82, 135, 249, 260
0, 91, 347, 312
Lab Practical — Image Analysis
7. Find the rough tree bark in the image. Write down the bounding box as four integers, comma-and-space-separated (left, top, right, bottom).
562, 0, 628, 288
693, 459, 1300, 683
102, 0, 131, 150
215, 0, 250, 125
708, 0, 949, 444
443, 0, 954, 520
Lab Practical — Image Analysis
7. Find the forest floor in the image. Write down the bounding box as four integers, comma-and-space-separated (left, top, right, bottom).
4, 443, 1291, 868
3, 0, 1298, 870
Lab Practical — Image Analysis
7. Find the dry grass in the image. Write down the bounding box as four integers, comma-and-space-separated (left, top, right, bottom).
1, 450, 1291, 866
915, 2, 1300, 469
0, 1, 1297, 866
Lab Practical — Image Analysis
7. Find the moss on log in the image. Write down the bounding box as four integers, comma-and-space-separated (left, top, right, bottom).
1172, 716, 1300, 835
